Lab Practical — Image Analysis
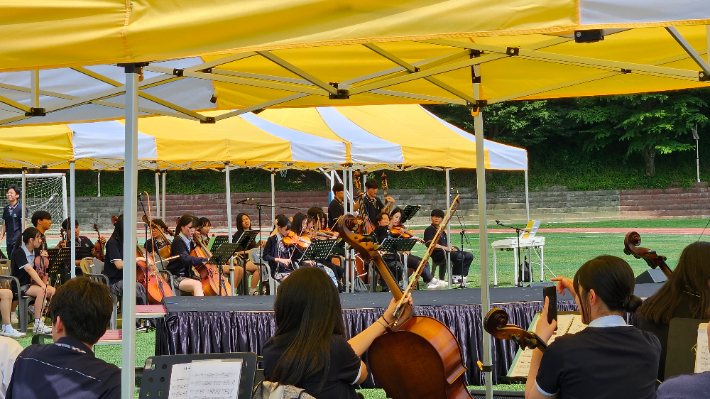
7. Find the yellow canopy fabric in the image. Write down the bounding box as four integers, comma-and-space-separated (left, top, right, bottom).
0, 124, 74, 167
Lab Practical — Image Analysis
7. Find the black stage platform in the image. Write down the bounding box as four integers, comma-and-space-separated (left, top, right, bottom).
156, 283, 663, 387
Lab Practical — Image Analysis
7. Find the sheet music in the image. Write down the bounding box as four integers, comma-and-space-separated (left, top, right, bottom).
187, 360, 242, 399
695, 323, 710, 373
168, 364, 192, 399
508, 312, 586, 378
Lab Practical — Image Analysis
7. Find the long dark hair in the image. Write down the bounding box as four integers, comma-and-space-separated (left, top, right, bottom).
270, 267, 345, 391
236, 213, 249, 232
175, 214, 194, 237
291, 213, 307, 236
638, 241, 710, 324
573, 255, 642, 324
109, 216, 124, 245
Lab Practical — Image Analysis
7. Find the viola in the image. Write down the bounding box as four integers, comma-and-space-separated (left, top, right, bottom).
623, 231, 672, 278
136, 245, 175, 304
93, 223, 105, 262
340, 212, 472, 399
484, 308, 547, 352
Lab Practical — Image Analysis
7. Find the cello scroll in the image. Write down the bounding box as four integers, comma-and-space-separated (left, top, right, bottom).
623, 231, 672, 278
484, 308, 548, 352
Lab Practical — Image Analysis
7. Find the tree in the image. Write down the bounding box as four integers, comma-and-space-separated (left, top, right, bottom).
569, 91, 709, 176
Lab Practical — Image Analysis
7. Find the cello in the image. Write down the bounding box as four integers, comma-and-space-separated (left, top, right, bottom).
190, 238, 232, 296
93, 222, 105, 262
141, 214, 173, 260
136, 245, 175, 304
623, 231, 673, 278
339, 196, 472, 399
483, 308, 548, 352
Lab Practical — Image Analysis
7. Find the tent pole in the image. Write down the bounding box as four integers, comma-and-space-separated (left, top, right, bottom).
21, 169, 26, 229
445, 168, 452, 287
30, 70, 39, 108
472, 65, 493, 399
271, 170, 276, 227
161, 172, 166, 220
121, 63, 140, 399
525, 170, 530, 221
342, 168, 350, 293
69, 161, 76, 279
155, 171, 160, 220
97, 170, 101, 197
225, 162, 234, 295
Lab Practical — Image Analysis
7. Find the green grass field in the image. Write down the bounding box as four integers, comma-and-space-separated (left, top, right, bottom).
18, 218, 706, 397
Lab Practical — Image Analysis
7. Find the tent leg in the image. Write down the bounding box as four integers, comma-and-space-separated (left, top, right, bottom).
155, 171, 160, 220
445, 168, 452, 287
343, 168, 350, 293
97, 171, 101, 197
21, 169, 26, 229
69, 161, 76, 279
121, 63, 140, 399
161, 172, 166, 220
270, 170, 276, 226
472, 66, 493, 399
525, 170, 530, 221
225, 163, 234, 295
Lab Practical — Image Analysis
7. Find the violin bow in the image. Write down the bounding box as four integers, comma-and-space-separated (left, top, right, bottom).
395, 193, 461, 318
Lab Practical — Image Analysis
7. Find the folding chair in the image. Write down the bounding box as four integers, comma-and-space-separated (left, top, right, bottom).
84, 273, 117, 330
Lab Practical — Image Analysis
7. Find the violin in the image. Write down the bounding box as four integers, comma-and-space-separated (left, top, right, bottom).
381, 171, 388, 198
340, 204, 471, 399
484, 308, 547, 352
93, 223, 105, 262
623, 231, 672, 278
136, 245, 175, 304
390, 225, 425, 244
282, 231, 311, 250
34, 237, 49, 284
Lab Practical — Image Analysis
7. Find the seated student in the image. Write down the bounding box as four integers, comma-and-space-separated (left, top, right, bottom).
262, 215, 296, 281
9, 227, 55, 334
264, 267, 407, 399
58, 218, 103, 276
424, 209, 473, 286
0, 336, 21, 398
371, 212, 443, 291
291, 213, 340, 290
232, 213, 262, 295
634, 241, 710, 381
0, 289, 23, 338
102, 216, 148, 305
6, 277, 120, 399
143, 218, 171, 257
525, 255, 660, 399
656, 321, 710, 398
167, 214, 208, 296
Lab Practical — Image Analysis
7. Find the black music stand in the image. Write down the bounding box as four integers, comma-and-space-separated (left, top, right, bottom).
377, 238, 417, 288
208, 243, 241, 296
208, 235, 230, 251
235, 230, 259, 250
139, 352, 258, 399
298, 239, 338, 263
401, 205, 421, 223
665, 317, 710, 379
46, 247, 70, 285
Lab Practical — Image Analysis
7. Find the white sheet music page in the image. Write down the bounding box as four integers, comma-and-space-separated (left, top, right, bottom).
168, 364, 192, 399
187, 360, 243, 399
695, 323, 710, 373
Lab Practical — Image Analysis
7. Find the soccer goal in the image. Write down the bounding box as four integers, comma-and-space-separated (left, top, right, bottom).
0, 173, 68, 233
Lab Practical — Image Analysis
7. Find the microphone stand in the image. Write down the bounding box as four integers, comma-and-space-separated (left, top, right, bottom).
496, 220, 525, 287
454, 212, 470, 289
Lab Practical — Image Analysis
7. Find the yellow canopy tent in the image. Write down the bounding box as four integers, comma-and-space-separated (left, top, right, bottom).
2, 2, 709, 398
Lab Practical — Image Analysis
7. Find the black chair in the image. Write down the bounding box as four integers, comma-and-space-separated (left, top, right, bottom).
84, 273, 117, 330
0, 275, 31, 333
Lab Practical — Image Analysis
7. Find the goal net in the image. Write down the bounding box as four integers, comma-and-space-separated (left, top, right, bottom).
0, 174, 68, 234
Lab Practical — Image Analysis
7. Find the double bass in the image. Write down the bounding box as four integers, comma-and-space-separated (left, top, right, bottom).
339, 196, 472, 399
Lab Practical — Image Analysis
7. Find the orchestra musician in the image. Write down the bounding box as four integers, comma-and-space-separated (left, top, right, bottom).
389, 208, 447, 290
526, 256, 659, 399
9, 227, 55, 334
144, 218, 170, 255
361, 179, 394, 226
232, 213, 262, 296
634, 241, 710, 381
262, 215, 296, 282
102, 216, 148, 306
424, 209, 473, 286
166, 214, 207, 296
57, 218, 103, 276
194, 216, 244, 286
327, 183, 345, 230
263, 266, 409, 399
291, 213, 340, 290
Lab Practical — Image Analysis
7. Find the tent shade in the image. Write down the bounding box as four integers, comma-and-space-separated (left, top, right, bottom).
1, 1, 709, 73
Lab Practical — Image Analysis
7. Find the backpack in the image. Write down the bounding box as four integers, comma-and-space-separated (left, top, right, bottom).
251, 381, 316, 399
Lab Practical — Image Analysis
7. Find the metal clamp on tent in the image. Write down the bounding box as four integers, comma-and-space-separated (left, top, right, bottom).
700, 72, 709, 82
575, 29, 604, 43
328, 83, 349, 99
24, 107, 45, 117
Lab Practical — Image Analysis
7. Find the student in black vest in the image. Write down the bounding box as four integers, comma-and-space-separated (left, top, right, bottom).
262, 215, 296, 281
9, 227, 55, 334
526, 255, 660, 399
1, 185, 25, 258
167, 214, 207, 296
102, 216, 148, 306
263, 267, 409, 399
327, 183, 345, 229
232, 213, 262, 295
634, 241, 710, 381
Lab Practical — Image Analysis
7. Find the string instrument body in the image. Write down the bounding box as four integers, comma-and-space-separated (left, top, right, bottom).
190, 242, 232, 296
93, 223, 106, 262
142, 215, 173, 260
136, 246, 174, 304
340, 214, 471, 399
